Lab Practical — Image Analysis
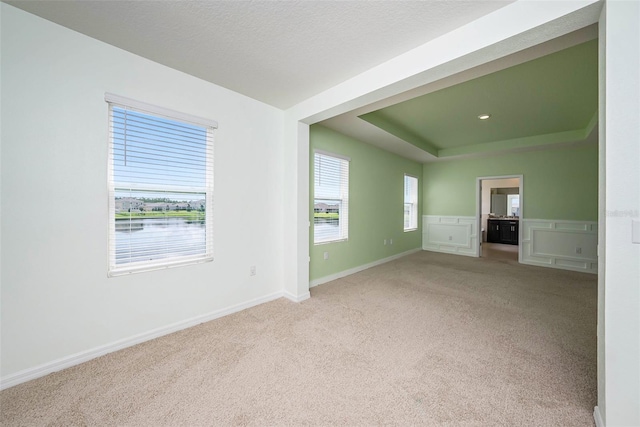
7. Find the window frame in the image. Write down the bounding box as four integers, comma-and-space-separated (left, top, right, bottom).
507, 194, 520, 217
105, 93, 216, 276
404, 174, 419, 232
313, 150, 350, 245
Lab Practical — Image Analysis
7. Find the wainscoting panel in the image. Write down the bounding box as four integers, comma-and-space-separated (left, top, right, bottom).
521, 219, 598, 274
423, 216, 478, 257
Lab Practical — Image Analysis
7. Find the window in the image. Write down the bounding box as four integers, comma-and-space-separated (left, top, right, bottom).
106, 93, 216, 276
314, 151, 349, 244
507, 194, 520, 217
404, 174, 418, 231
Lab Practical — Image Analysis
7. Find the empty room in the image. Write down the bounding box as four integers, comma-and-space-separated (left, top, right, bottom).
1, 1, 638, 426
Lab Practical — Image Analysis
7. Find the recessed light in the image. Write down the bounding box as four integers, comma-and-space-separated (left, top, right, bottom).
478, 114, 491, 120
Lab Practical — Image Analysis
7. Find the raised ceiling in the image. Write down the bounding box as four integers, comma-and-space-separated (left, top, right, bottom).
4, 0, 513, 109
358, 39, 598, 159
6, 1, 599, 163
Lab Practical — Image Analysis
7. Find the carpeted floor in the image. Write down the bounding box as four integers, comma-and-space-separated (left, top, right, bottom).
482, 242, 519, 261
0, 251, 597, 426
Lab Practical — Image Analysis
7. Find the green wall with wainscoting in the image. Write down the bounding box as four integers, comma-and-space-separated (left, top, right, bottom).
422, 142, 598, 220
309, 125, 423, 282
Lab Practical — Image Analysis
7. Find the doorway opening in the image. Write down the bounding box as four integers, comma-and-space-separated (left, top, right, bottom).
476, 175, 523, 262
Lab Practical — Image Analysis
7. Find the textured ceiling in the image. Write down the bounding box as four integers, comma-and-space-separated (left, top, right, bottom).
359, 39, 598, 158
6, 0, 598, 163
5, 0, 513, 109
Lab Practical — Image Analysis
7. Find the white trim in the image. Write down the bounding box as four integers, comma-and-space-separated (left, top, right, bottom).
0, 291, 285, 390
422, 216, 479, 257
313, 151, 350, 244
309, 248, 421, 288
593, 406, 604, 427
104, 92, 218, 129
520, 219, 598, 274
283, 290, 311, 302
108, 256, 213, 277
314, 237, 348, 246
106, 100, 215, 276
476, 175, 523, 262
313, 148, 350, 162
404, 174, 419, 231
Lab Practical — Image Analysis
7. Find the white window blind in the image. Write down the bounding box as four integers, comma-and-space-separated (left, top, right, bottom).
106, 94, 216, 276
314, 151, 349, 244
404, 174, 418, 231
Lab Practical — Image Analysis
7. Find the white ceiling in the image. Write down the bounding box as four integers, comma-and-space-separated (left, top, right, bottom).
6, 0, 513, 109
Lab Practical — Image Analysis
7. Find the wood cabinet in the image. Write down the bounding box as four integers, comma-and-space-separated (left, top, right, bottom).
488, 220, 500, 243
487, 219, 518, 245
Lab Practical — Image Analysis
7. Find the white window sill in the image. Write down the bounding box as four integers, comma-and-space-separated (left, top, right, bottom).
108, 256, 213, 277
314, 238, 348, 246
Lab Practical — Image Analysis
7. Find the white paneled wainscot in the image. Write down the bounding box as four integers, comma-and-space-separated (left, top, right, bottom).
423, 216, 479, 257
521, 219, 597, 274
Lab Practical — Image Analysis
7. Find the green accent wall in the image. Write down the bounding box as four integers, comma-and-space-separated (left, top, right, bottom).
310, 125, 423, 281
423, 143, 598, 221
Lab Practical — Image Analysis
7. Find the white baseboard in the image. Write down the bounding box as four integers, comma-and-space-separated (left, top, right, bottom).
593, 406, 604, 427
0, 291, 286, 391
422, 215, 479, 257
309, 248, 422, 288
521, 219, 598, 274
283, 290, 310, 303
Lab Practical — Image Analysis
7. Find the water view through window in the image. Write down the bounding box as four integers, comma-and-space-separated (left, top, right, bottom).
114, 193, 206, 265
108, 102, 214, 273
313, 151, 349, 244
314, 198, 341, 242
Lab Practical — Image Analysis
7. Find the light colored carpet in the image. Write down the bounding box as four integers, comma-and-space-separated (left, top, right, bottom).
0, 251, 597, 426
482, 242, 519, 261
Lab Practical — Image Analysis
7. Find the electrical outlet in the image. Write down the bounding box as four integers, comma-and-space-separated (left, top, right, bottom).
575, 247, 582, 254
384, 239, 387, 245
389, 238, 393, 245
633, 220, 640, 244
448, 236, 453, 241
250, 266, 256, 276
323, 252, 329, 260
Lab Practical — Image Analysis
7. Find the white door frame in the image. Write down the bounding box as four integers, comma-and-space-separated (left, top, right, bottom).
476, 175, 524, 262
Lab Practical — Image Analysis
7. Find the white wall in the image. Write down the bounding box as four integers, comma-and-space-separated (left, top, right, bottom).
0, 4, 285, 380
597, 1, 640, 425
281, 115, 310, 302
